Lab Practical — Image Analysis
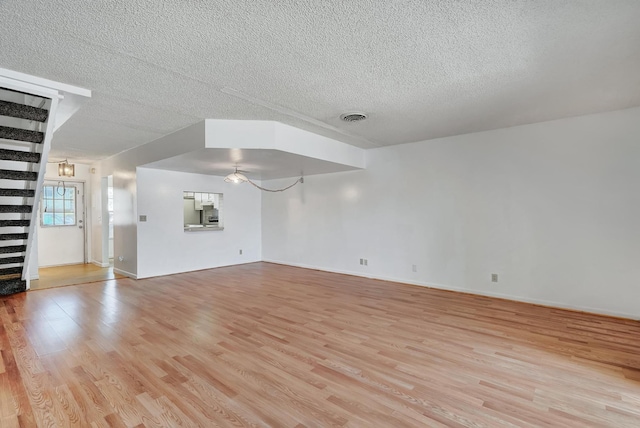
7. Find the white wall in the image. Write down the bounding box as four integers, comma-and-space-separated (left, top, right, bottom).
90, 119, 365, 277
136, 168, 261, 278
262, 107, 640, 319
92, 121, 206, 277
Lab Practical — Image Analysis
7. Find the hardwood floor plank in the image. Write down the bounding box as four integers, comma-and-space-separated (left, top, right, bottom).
1, 262, 639, 426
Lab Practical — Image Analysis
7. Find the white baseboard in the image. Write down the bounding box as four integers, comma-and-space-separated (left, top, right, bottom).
91, 260, 110, 268
262, 259, 638, 321
26, 275, 39, 290
136, 259, 262, 280
114, 268, 137, 279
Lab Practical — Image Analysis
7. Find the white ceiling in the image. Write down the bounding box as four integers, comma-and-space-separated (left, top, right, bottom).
142, 148, 360, 181
1, 1, 639, 163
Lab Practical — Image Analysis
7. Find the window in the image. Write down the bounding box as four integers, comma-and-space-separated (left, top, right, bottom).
41, 185, 76, 226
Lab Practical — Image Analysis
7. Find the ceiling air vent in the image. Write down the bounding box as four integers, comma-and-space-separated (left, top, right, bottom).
340, 112, 367, 122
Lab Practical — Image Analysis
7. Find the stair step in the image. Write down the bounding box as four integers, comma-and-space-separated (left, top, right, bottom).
0, 245, 26, 254
0, 266, 22, 276
0, 126, 44, 143
0, 278, 26, 295
0, 170, 38, 181
0, 220, 30, 227
0, 100, 48, 122
0, 148, 41, 163
0, 233, 28, 240
0, 256, 25, 264
0, 205, 32, 213
0, 188, 35, 197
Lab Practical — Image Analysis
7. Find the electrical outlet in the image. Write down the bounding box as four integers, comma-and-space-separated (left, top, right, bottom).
139, 215, 147, 222
359, 258, 364, 265
239, 249, 243, 255
491, 273, 498, 282
364, 259, 368, 266
412, 264, 417, 272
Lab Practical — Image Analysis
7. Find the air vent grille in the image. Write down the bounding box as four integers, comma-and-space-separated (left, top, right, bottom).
340, 112, 367, 122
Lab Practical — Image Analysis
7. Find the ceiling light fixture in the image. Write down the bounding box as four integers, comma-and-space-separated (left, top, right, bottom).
224, 167, 303, 192
57, 159, 75, 177
224, 167, 248, 184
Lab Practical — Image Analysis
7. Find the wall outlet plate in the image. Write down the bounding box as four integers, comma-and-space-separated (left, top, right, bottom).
139, 215, 147, 222
491, 273, 498, 282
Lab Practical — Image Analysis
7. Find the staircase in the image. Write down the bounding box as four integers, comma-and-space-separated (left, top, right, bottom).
0, 89, 56, 295
0, 70, 90, 296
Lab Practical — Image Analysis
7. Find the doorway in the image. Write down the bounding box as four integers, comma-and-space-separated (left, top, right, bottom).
31, 178, 124, 290
37, 180, 86, 266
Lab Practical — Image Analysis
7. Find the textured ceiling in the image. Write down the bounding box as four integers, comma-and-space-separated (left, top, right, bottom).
1, 1, 640, 163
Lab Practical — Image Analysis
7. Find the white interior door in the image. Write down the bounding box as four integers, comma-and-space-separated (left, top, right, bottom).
38, 181, 85, 267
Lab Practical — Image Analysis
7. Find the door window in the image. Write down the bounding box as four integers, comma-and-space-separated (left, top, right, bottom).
41, 185, 76, 226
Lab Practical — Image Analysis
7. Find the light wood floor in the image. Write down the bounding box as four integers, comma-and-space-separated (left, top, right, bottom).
30, 263, 124, 291
1, 263, 639, 427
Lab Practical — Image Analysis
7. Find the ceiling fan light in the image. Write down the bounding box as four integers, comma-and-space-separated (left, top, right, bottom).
223, 166, 302, 192
224, 171, 248, 184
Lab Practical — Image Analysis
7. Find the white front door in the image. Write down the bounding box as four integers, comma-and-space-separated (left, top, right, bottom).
38, 181, 85, 267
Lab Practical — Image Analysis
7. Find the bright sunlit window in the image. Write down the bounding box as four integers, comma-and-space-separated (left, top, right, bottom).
41, 185, 76, 226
